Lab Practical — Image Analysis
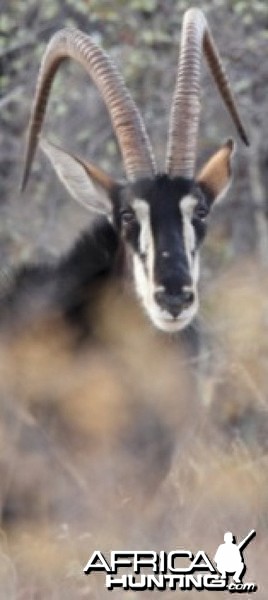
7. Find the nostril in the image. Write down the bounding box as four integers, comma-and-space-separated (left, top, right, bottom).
182, 289, 194, 307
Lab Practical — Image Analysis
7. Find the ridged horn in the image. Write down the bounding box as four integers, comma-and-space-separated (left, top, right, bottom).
22, 28, 157, 190
166, 8, 249, 179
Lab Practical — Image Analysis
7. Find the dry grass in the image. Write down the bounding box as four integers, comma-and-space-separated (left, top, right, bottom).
0, 262, 267, 598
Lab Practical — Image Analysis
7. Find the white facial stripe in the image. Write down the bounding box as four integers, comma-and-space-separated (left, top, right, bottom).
132, 199, 155, 283
133, 199, 152, 258
180, 194, 197, 216
132, 198, 155, 307
180, 195, 198, 285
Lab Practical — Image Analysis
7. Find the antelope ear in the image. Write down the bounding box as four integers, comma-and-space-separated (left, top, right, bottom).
197, 139, 235, 204
40, 138, 116, 217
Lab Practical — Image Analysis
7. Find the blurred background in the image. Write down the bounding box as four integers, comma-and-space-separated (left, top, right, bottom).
1, 0, 268, 598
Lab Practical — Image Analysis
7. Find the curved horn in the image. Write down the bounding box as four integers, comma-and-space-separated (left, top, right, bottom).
166, 8, 249, 179
22, 28, 156, 189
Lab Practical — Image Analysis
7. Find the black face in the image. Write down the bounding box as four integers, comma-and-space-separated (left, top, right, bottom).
112, 175, 210, 332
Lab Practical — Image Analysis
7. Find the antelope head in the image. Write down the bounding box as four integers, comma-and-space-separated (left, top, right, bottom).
22, 8, 248, 332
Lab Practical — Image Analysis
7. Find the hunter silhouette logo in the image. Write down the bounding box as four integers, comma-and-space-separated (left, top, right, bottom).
214, 530, 256, 586
83, 530, 257, 593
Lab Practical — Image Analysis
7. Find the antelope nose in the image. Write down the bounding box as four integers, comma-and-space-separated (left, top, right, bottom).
154, 288, 194, 317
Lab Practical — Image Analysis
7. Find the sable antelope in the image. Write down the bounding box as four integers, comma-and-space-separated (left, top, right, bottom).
18, 7, 248, 333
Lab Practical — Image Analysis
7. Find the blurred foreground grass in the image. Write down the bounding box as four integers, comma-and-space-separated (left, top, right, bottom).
0, 259, 267, 598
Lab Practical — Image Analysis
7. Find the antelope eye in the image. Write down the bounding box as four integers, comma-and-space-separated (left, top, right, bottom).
120, 209, 136, 225
194, 202, 209, 220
